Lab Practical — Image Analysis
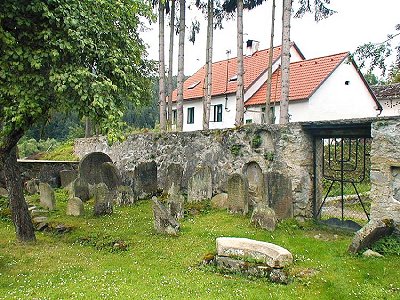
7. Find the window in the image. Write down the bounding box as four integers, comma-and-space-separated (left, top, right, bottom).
171, 109, 177, 125
187, 107, 194, 124
245, 119, 253, 124
229, 75, 237, 82
212, 104, 223, 122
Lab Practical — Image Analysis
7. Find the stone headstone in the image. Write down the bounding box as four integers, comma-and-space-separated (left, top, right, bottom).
348, 219, 394, 254
100, 162, 121, 191
251, 206, 276, 231
93, 183, 113, 216
265, 172, 293, 220
227, 173, 248, 215
211, 193, 228, 210
134, 161, 158, 199
39, 182, 56, 210
79, 152, 112, 185
216, 237, 293, 268
59, 170, 78, 188
25, 179, 39, 195
0, 187, 8, 197
152, 198, 180, 235
115, 185, 136, 205
72, 177, 90, 202
187, 165, 212, 203
244, 162, 265, 211
166, 183, 185, 220
163, 163, 183, 193
66, 197, 84, 216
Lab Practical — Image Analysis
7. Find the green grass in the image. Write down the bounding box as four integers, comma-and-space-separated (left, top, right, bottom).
0, 192, 399, 299
39, 140, 78, 161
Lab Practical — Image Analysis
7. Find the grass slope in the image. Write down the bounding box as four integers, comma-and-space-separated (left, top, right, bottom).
0, 194, 399, 300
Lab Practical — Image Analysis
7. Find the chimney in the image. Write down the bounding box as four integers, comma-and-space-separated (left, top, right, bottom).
246, 39, 260, 56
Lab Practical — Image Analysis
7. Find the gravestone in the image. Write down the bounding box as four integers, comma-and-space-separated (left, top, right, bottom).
79, 152, 112, 185
251, 205, 276, 231
66, 197, 84, 216
115, 185, 136, 205
71, 177, 90, 202
265, 172, 293, 220
39, 182, 56, 210
227, 173, 248, 215
187, 165, 212, 203
93, 183, 113, 216
25, 179, 39, 195
244, 162, 265, 211
166, 184, 184, 220
0, 187, 7, 197
211, 193, 228, 210
60, 170, 78, 188
134, 161, 158, 199
100, 162, 121, 191
152, 198, 180, 235
163, 163, 183, 193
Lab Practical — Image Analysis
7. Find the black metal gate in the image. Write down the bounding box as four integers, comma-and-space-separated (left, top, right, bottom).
304, 121, 372, 231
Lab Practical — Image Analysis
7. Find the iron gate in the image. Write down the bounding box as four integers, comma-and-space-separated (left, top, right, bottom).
304, 121, 372, 231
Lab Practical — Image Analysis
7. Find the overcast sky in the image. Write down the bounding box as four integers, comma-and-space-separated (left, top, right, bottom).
141, 0, 400, 76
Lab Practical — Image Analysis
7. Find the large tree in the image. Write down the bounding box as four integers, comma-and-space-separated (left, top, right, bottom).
0, 0, 153, 242
167, 0, 176, 130
158, 0, 167, 131
176, 0, 186, 131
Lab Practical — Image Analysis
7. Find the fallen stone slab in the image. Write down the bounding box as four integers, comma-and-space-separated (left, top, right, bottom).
216, 237, 293, 268
362, 249, 383, 257
348, 219, 394, 254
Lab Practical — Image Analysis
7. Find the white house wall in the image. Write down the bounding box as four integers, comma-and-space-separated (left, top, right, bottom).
378, 98, 400, 116
172, 95, 237, 131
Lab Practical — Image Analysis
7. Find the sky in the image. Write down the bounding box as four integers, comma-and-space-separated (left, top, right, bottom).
141, 0, 400, 76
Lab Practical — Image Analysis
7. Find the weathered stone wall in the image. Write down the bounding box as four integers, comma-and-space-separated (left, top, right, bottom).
370, 118, 400, 232
0, 160, 79, 188
74, 124, 314, 220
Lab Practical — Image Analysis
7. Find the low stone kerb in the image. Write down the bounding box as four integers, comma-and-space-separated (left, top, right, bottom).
216, 237, 293, 268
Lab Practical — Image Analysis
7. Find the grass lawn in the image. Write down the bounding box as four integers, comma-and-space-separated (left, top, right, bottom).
0, 192, 399, 300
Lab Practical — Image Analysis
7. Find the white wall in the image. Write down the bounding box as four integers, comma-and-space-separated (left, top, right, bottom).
172, 95, 237, 131
378, 98, 400, 117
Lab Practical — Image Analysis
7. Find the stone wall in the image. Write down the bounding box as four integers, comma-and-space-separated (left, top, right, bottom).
370, 118, 400, 232
74, 124, 314, 220
0, 160, 79, 188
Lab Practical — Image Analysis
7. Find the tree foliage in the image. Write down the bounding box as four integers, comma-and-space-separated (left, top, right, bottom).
0, 0, 154, 147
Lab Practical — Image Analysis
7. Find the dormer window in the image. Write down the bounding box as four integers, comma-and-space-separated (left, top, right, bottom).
188, 80, 200, 89
229, 75, 237, 82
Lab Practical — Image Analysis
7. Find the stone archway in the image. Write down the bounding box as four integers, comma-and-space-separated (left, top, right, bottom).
244, 161, 264, 211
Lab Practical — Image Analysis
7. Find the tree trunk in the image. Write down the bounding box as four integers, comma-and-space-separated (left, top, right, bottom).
235, 0, 244, 127
159, 1, 167, 131
2, 146, 36, 242
279, 0, 292, 124
264, 0, 276, 124
203, 0, 214, 130
167, 0, 175, 131
85, 116, 93, 138
176, 0, 185, 131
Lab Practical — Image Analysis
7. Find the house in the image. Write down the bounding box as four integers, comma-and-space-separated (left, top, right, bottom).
371, 83, 400, 116
171, 42, 381, 131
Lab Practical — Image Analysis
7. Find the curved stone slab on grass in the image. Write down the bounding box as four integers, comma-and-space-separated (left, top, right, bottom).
79, 152, 112, 185
216, 237, 293, 268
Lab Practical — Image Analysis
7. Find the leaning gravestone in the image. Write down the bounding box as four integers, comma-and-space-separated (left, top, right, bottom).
66, 197, 84, 216
79, 152, 112, 185
60, 170, 78, 188
166, 183, 185, 220
134, 161, 158, 199
25, 179, 39, 195
227, 173, 249, 215
39, 182, 56, 210
152, 197, 180, 235
71, 177, 90, 202
100, 162, 122, 191
187, 165, 212, 203
93, 183, 113, 216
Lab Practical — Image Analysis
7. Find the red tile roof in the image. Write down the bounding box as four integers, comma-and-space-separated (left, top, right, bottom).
246, 52, 349, 106
172, 46, 283, 101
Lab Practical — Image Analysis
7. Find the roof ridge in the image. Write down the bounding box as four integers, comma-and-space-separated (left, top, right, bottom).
290, 52, 348, 65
